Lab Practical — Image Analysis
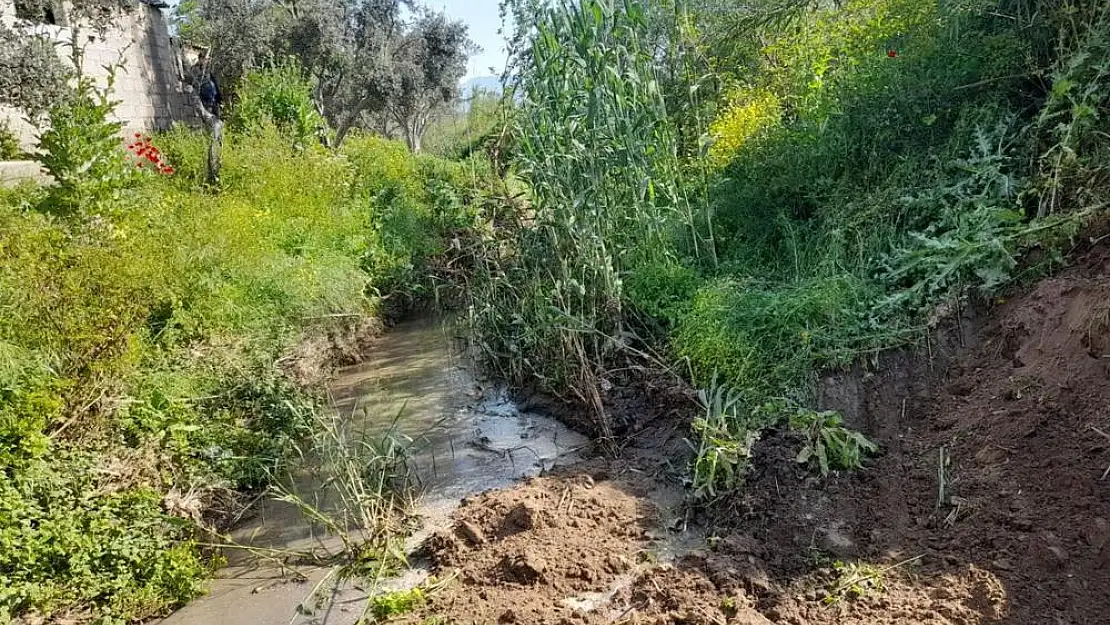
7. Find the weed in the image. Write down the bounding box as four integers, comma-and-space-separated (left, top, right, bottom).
790, 409, 878, 477
822, 555, 923, 605
822, 560, 885, 605
370, 587, 427, 621
35, 70, 136, 214
687, 378, 764, 499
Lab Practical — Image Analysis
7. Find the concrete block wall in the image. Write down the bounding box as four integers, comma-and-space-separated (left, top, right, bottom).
0, 0, 189, 153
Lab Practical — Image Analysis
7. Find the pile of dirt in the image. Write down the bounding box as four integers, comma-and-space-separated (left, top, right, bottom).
403, 475, 652, 625
397, 239, 1110, 624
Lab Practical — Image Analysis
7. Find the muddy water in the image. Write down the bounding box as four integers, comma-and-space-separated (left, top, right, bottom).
160, 318, 588, 625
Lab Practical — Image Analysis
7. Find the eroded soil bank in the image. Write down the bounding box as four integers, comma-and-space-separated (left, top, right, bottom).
389, 241, 1110, 625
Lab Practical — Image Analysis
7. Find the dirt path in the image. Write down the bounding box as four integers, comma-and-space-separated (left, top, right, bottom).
385, 241, 1110, 624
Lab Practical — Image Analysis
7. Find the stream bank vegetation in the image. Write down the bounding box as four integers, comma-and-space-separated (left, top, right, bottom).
0, 58, 489, 621
470, 0, 1110, 497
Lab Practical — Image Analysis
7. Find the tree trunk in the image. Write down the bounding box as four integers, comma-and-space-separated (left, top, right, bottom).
333, 118, 354, 149
403, 123, 422, 153
206, 117, 223, 186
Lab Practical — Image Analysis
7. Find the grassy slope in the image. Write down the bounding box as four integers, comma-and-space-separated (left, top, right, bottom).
474, 0, 1108, 493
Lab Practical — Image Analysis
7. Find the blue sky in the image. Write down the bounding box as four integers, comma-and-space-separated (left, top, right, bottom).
427, 0, 508, 80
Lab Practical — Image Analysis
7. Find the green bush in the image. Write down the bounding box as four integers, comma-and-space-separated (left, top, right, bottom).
0, 120, 21, 160
229, 60, 325, 146
0, 450, 206, 622
35, 75, 136, 214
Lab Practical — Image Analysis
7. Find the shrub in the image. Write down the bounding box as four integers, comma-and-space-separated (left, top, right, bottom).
0, 120, 21, 160
35, 74, 134, 214
229, 60, 325, 146
0, 449, 206, 621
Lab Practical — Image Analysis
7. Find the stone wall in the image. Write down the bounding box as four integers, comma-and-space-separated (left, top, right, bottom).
0, 0, 189, 152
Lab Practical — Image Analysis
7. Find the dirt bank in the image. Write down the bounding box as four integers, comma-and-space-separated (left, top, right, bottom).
394, 238, 1110, 624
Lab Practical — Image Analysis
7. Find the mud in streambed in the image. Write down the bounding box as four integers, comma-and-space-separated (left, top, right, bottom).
159, 318, 589, 625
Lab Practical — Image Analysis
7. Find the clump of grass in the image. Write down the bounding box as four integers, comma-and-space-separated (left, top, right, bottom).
674, 276, 872, 401
272, 406, 417, 573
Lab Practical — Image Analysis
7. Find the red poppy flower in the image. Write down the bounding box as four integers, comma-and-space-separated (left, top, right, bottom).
163, 167, 175, 175
887, 49, 898, 58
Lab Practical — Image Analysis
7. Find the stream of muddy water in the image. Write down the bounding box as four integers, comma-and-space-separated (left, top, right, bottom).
160, 318, 589, 625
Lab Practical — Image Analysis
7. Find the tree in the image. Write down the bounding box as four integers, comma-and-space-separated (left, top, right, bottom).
176, 0, 474, 149
384, 11, 474, 153
308, 0, 411, 147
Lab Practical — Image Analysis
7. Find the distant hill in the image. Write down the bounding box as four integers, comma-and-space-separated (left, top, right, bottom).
462, 75, 503, 99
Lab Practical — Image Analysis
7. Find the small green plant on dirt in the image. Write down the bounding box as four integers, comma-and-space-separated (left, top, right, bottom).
360, 575, 456, 623
790, 409, 878, 477
369, 587, 427, 621
687, 378, 762, 499
719, 594, 748, 619
823, 560, 885, 605
0, 120, 21, 160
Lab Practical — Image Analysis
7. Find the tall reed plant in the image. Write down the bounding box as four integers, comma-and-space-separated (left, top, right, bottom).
471, 0, 709, 441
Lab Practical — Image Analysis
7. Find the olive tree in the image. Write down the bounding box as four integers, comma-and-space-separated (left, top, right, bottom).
176, 0, 474, 150
383, 11, 473, 153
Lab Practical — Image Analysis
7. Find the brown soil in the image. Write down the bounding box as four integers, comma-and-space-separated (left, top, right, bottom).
281, 315, 385, 387
397, 239, 1110, 624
